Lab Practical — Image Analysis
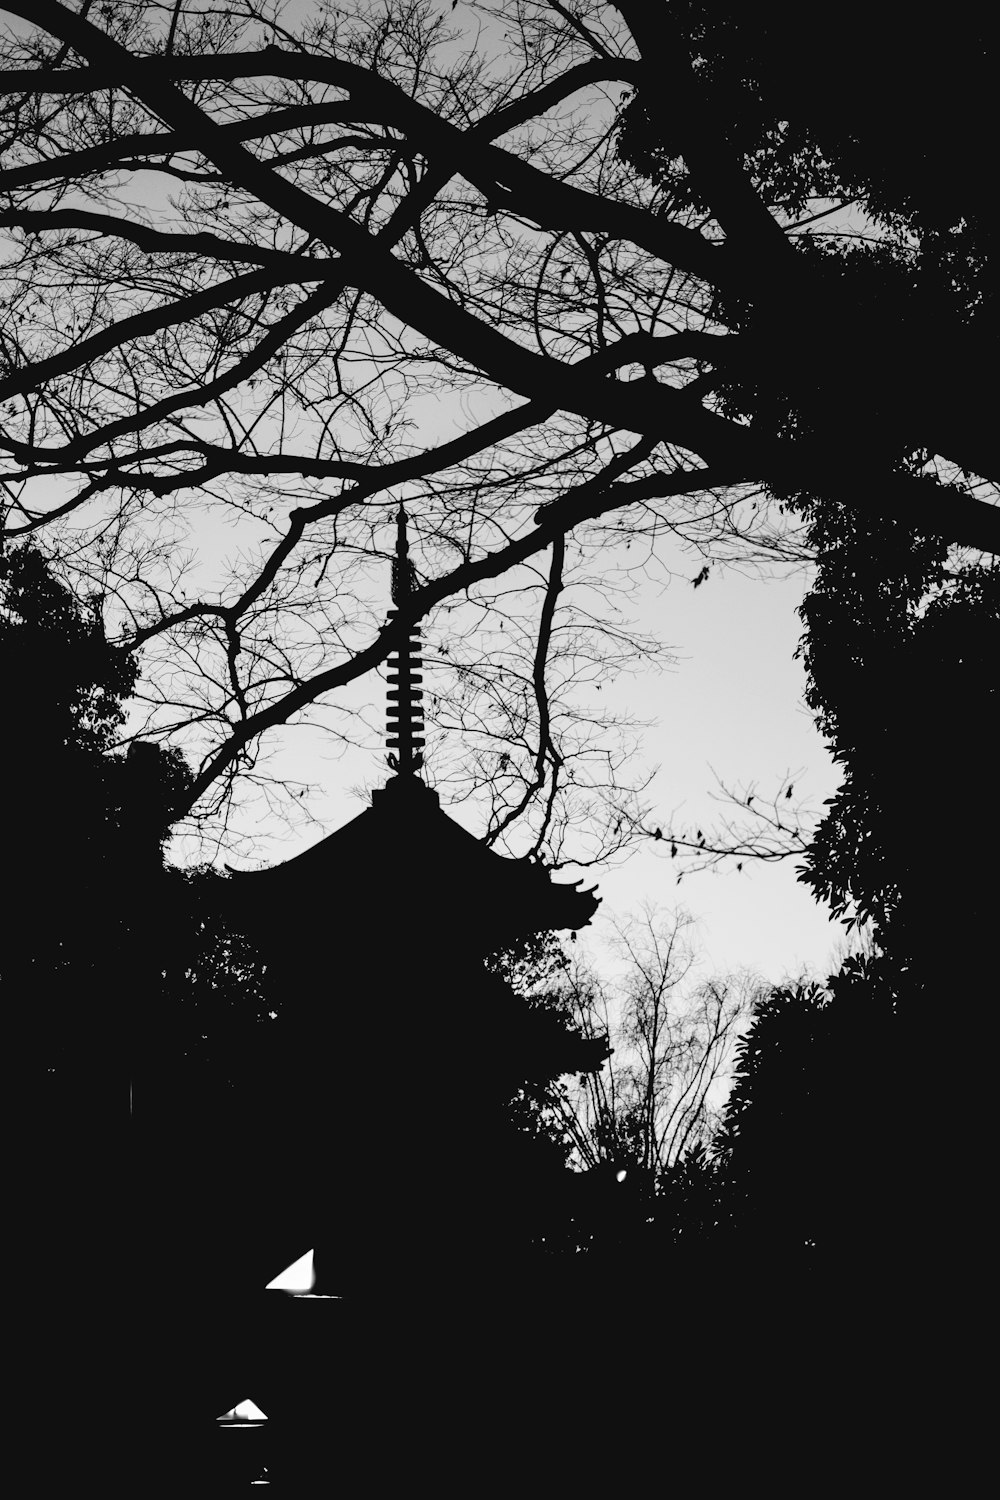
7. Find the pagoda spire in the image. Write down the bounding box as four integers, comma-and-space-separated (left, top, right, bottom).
385, 505, 425, 775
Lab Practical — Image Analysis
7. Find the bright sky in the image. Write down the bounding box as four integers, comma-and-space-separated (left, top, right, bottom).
206, 550, 844, 992
576, 558, 843, 985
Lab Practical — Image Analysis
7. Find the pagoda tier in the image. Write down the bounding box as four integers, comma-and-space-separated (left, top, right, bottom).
228, 772, 599, 952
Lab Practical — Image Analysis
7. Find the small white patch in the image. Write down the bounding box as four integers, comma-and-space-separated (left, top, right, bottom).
265, 1247, 315, 1293
217, 1398, 267, 1423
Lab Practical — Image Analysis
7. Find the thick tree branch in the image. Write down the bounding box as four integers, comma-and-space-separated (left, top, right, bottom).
613, 0, 796, 274
0, 32, 721, 286
0, 264, 322, 408
0, 101, 363, 190
0, 0, 993, 848
12, 5, 993, 559
125, 399, 556, 647
0, 207, 323, 272
3, 398, 554, 499
0, 276, 346, 465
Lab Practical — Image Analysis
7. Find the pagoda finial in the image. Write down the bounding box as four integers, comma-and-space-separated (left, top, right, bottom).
385, 506, 424, 775
391, 504, 417, 606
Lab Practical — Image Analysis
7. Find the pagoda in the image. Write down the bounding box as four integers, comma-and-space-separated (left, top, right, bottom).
233, 506, 598, 961
154, 508, 600, 1484
230, 504, 598, 1267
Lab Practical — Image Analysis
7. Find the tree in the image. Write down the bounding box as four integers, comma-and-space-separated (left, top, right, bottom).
486, 929, 611, 1172
797, 530, 998, 993
711, 959, 899, 1262
0, 541, 191, 1086
612, 3, 998, 936
1, 1, 992, 868
559, 908, 754, 1175
0, 540, 239, 1480
482, 909, 755, 1265
0, 540, 300, 1349
614, 0, 993, 492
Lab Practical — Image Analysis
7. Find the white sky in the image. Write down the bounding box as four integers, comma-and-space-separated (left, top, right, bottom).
576, 560, 843, 985
209, 551, 844, 992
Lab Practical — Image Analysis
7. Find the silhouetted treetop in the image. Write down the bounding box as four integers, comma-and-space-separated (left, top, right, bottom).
617, 1, 993, 491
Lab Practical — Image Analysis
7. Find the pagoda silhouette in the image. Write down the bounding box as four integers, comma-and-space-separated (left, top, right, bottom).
145, 508, 600, 1486
234, 505, 598, 972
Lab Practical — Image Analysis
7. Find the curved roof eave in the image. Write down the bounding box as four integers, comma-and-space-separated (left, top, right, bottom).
225, 779, 599, 935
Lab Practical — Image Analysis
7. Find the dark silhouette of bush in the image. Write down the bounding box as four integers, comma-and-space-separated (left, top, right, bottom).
1, 545, 192, 1081
713, 959, 898, 1264
800, 555, 999, 995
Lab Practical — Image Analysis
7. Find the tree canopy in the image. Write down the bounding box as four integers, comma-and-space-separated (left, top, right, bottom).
1, 0, 993, 861
0, 541, 191, 1082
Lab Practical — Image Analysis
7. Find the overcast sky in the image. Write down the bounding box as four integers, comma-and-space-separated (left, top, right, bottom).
576, 558, 843, 986
205, 545, 844, 993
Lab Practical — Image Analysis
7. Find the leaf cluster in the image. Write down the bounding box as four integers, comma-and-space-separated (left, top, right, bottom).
798, 518, 999, 962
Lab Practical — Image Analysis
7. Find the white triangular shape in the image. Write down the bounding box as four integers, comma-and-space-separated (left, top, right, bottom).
265, 1247, 315, 1293
217, 1398, 268, 1423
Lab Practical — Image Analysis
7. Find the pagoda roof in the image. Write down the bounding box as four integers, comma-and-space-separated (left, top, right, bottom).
229, 774, 598, 947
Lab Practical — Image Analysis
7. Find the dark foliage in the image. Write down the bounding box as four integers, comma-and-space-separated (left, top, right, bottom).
799, 531, 998, 988
618, 1, 992, 489
713, 959, 898, 1258
0, 546, 282, 1315
486, 930, 610, 1168
619, 1, 990, 246
1, 544, 192, 1080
